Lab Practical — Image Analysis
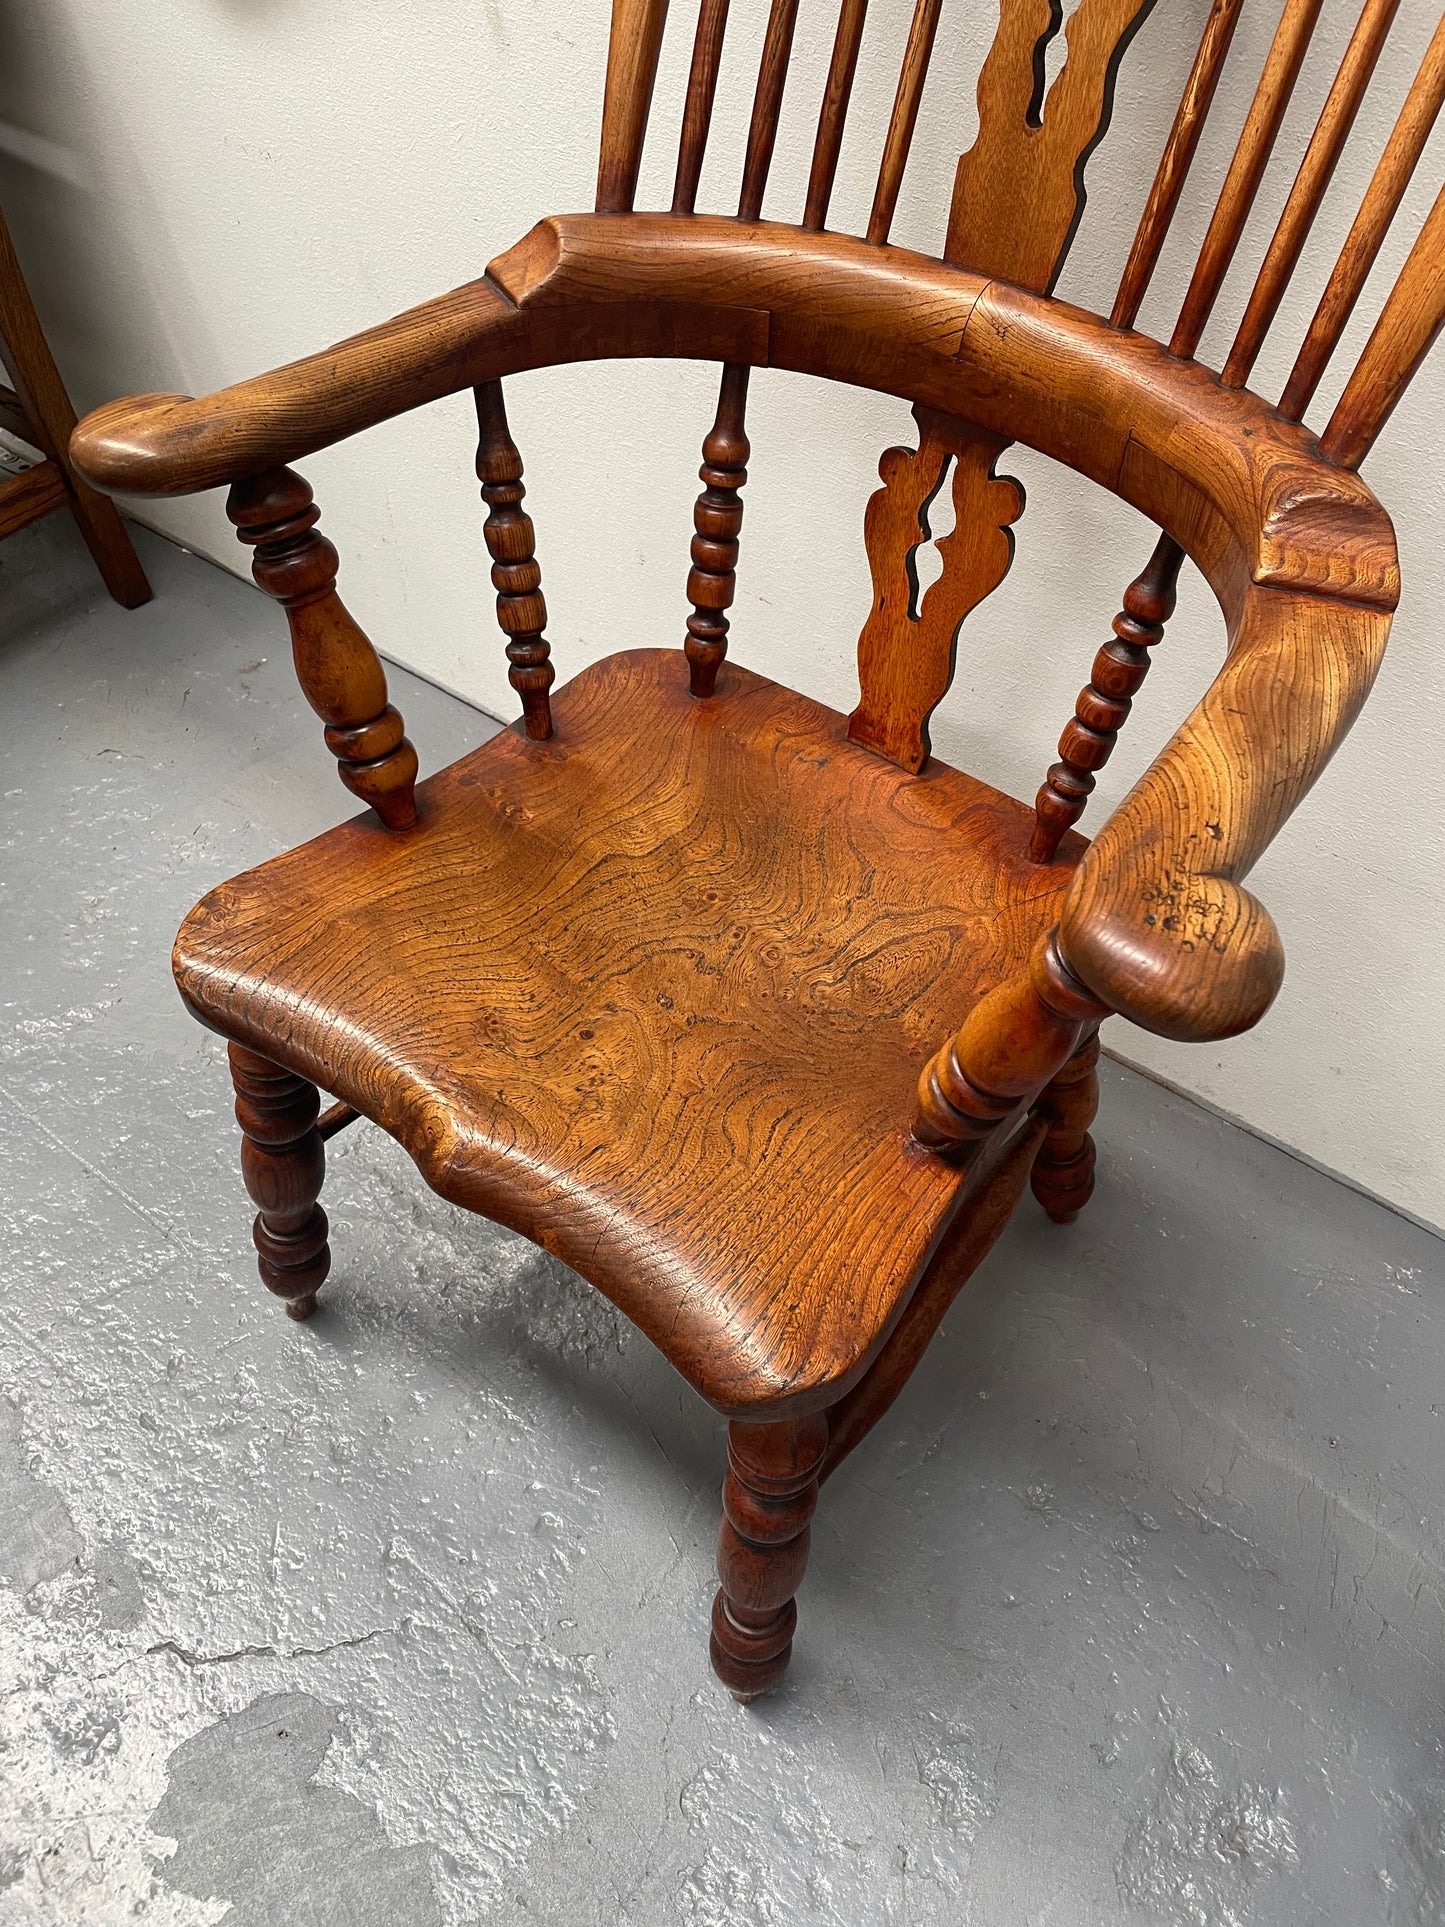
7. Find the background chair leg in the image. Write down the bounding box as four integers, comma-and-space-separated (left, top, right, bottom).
710, 1411, 828, 1702
1030, 1032, 1101, 1223
228, 1042, 331, 1320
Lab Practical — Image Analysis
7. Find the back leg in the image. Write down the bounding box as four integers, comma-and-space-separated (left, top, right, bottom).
228, 1042, 331, 1319
1030, 1032, 1101, 1224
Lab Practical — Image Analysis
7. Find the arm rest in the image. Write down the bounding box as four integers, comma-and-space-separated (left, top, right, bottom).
70, 276, 524, 496
1059, 581, 1391, 1041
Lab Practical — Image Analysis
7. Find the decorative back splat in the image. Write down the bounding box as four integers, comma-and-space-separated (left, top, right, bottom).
849, 410, 1022, 772
853, 0, 1156, 773
944, 0, 1159, 287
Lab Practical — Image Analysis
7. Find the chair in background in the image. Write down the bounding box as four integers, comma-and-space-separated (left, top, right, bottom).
0, 199, 149, 606
72, 0, 1444, 1700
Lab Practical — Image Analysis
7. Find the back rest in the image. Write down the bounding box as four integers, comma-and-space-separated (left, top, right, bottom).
593, 0, 1445, 808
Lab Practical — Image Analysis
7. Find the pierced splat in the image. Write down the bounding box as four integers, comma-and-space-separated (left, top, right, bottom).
849, 406, 1021, 772
945, 0, 1158, 288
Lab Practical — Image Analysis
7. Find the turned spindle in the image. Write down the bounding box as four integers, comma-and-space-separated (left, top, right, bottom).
1029, 533, 1184, 864
711, 1411, 828, 1701
914, 930, 1110, 1163
475, 381, 555, 740
686, 363, 751, 698
1030, 1032, 1102, 1223
227, 469, 418, 828
229, 1043, 331, 1321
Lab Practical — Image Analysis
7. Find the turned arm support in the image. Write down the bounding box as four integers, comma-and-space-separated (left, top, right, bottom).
915, 579, 1390, 1153
1058, 579, 1390, 1042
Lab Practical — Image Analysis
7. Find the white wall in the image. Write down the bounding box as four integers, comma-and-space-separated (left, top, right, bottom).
3, 1, 1443, 1227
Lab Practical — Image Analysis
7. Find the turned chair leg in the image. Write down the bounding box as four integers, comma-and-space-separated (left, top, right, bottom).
1030, 1032, 1101, 1224
711, 1411, 828, 1702
228, 1042, 331, 1320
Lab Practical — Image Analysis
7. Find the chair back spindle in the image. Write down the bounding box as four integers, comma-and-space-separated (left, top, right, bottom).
1170, 0, 1325, 359
804, 0, 871, 232
1281, 13, 1445, 420
1113, 0, 1248, 330
1223, 0, 1400, 389
739, 0, 802, 222
867, 0, 946, 247
597, 0, 672, 214
674, 0, 732, 216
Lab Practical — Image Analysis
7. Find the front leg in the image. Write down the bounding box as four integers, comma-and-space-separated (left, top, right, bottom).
710, 1411, 828, 1702
228, 1043, 331, 1320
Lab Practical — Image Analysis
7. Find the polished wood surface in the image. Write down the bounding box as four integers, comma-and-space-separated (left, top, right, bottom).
804, 0, 871, 233
1030, 533, 1184, 862
685, 361, 750, 697
1282, 12, 1445, 420
867, 0, 944, 248
174, 647, 1084, 1415
475, 380, 554, 740
1171, 0, 1325, 359
849, 408, 1020, 772
69, 0, 1445, 1701
227, 468, 419, 827
1112, 0, 1247, 330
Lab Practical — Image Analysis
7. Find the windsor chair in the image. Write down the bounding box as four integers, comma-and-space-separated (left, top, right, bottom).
72, 0, 1444, 1702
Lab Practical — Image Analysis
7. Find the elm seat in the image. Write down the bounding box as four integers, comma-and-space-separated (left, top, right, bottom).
174, 648, 1082, 1414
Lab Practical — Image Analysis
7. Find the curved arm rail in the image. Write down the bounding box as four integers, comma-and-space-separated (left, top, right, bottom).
69, 213, 1397, 1046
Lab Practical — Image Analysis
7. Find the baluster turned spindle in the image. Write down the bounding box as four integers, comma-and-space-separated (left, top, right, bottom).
1029, 534, 1184, 865
475, 381, 554, 740
686, 362, 751, 698
227, 469, 419, 828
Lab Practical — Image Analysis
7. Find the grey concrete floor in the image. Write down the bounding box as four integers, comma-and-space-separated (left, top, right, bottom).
2, 511, 1444, 1926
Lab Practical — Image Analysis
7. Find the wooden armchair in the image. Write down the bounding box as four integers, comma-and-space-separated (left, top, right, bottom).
71, 0, 1444, 1702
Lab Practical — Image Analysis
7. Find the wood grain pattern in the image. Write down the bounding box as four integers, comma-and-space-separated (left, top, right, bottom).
597, 0, 672, 214
475, 380, 555, 739
1112, 0, 1247, 330
174, 647, 1084, 1416
848, 408, 1021, 772
1281, 12, 1445, 421
944, 0, 1157, 291
64, 2, 1445, 1701
804, 0, 871, 232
